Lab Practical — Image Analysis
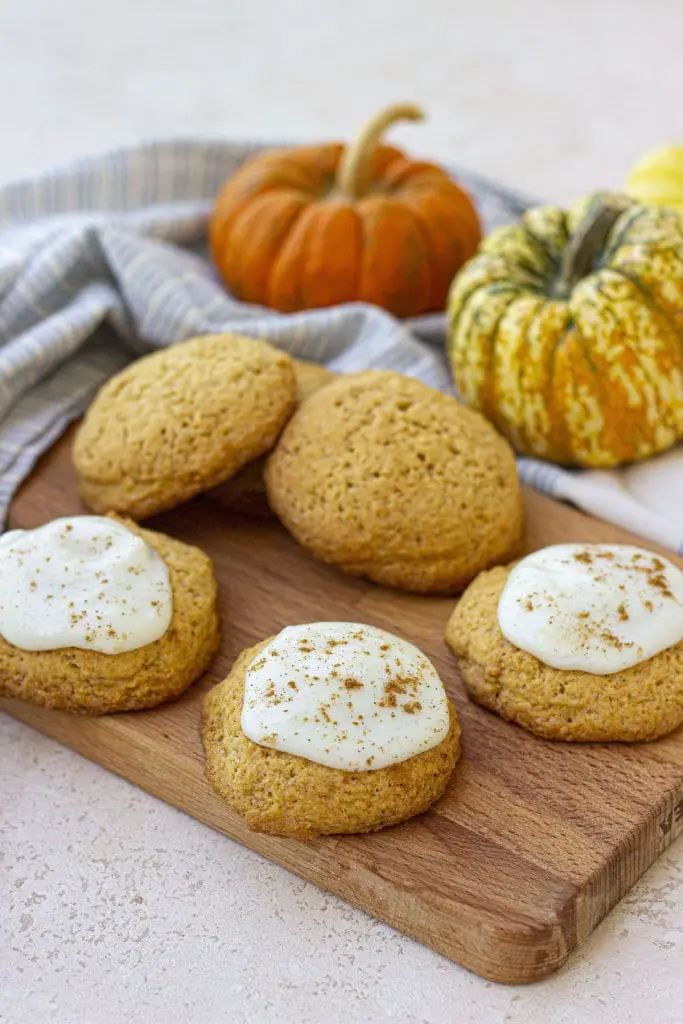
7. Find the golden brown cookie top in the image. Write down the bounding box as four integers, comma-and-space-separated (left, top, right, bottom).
446, 565, 517, 663
73, 333, 296, 518
292, 359, 335, 403
265, 370, 522, 590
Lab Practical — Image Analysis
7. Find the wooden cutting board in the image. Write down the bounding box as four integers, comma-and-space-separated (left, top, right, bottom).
3, 428, 683, 985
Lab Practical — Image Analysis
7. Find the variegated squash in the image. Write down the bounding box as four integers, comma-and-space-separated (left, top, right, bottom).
447, 192, 683, 467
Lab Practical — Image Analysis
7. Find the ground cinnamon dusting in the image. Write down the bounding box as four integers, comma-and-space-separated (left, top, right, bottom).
648, 572, 674, 599
630, 555, 676, 599
264, 681, 285, 706
378, 674, 419, 709
379, 681, 406, 709
344, 678, 363, 690
601, 628, 634, 650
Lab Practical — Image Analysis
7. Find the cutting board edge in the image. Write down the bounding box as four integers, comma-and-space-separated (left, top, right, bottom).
573, 780, 683, 942
5, 696, 682, 985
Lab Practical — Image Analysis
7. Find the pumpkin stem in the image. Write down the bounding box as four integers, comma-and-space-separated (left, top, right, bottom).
554, 195, 631, 299
336, 103, 425, 199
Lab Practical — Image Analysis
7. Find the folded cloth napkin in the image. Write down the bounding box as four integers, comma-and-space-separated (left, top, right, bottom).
0, 139, 681, 554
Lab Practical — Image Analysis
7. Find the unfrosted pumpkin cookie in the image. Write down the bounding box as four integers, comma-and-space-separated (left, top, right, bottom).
0, 515, 219, 714
209, 358, 336, 515
265, 371, 524, 593
446, 544, 683, 742
74, 333, 296, 519
202, 622, 460, 838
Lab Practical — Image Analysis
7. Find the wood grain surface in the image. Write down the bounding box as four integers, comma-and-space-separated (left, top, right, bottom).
3, 428, 683, 984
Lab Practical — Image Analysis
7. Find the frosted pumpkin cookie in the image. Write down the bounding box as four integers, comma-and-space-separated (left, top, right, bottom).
265, 371, 523, 593
209, 358, 336, 515
202, 622, 460, 838
74, 333, 297, 519
0, 516, 219, 714
446, 543, 683, 742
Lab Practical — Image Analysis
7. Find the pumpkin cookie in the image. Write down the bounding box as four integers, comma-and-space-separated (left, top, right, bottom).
209, 359, 335, 515
446, 546, 683, 742
0, 516, 219, 714
74, 333, 297, 519
265, 371, 524, 593
202, 622, 460, 838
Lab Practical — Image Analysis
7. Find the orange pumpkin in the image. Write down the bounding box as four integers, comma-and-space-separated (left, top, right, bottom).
209, 103, 482, 318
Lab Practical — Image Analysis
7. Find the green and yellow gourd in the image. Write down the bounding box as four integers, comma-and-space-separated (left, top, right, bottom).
447, 192, 683, 468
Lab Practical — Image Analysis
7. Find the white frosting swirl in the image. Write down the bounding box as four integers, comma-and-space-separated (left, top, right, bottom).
497, 544, 683, 674
0, 516, 172, 654
241, 622, 450, 771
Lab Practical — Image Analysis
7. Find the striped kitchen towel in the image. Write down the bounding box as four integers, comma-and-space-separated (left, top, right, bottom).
1, 139, 681, 553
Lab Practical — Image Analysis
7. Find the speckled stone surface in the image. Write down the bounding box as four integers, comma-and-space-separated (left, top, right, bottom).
2, 1, 683, 1020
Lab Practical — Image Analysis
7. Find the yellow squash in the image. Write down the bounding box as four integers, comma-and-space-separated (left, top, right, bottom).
625, 146, 683, 213
447, 192, 683, 467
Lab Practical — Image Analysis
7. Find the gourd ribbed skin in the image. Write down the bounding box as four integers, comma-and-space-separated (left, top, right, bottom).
210, 143, 481, 318
447, 192, 683, 468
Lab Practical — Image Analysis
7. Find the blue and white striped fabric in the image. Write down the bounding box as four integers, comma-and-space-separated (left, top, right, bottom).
1, 139, 682, 553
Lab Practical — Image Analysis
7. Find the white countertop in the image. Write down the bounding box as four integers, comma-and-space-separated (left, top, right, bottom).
1, 1, 682, 1020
